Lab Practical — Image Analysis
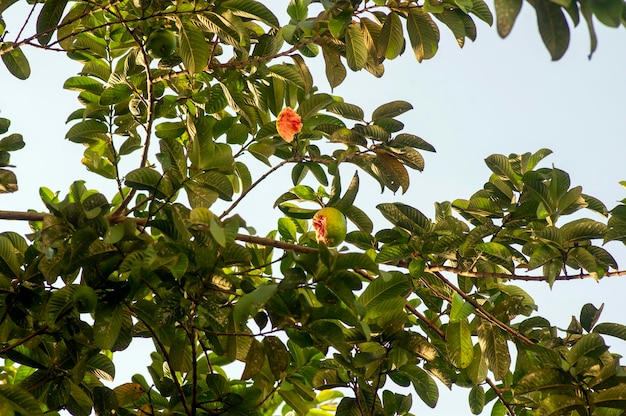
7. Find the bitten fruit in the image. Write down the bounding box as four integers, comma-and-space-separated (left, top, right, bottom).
312, 207, 347, 247
146, 29, 177, 59
276, 107, 302, 142
72, 286, 97, 313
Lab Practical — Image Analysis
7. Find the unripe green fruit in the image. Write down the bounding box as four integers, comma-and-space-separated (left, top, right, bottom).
146, 29, 177, 59
72, 286, 97, 313
312, 207, 347, 247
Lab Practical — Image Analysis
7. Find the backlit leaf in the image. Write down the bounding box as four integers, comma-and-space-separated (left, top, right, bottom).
379, 12, 404, 59
345, 22, 368, 71
477, 319, 510, 380
447, 319, 474, 368
405, 8, 440, 62
178, 20, 209, 74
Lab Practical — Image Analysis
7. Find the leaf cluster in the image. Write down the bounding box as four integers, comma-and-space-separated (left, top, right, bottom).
0, 1, 626, 416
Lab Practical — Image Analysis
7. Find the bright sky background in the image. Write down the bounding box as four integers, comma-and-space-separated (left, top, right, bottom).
1, 1, 626, 414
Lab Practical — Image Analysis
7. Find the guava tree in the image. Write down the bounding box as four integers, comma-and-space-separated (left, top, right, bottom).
1, 1, 626, 416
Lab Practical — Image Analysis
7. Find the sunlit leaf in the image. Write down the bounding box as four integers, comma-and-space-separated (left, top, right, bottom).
344, 22, 367, 71
177, 20, 210, 74
477, 319, 510, 380
379, 12, 405, 59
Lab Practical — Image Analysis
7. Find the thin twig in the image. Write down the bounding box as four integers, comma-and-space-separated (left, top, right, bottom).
219, 158, 293, 219
0, 325, 48, 355
486, 377, 515, 416
432, 271, 533, 345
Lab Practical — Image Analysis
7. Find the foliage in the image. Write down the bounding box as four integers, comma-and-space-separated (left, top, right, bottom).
0, 0, 626, 416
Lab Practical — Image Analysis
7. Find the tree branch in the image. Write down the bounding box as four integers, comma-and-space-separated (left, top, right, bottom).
1, 210, 625, 285
486, 377, 515, 416
432, 271, 534, 345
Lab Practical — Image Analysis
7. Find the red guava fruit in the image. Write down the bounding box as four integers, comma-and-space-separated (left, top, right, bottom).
312, 207, 347, 247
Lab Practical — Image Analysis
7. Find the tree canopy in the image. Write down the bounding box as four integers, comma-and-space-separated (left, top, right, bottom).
1, 1, 626, 416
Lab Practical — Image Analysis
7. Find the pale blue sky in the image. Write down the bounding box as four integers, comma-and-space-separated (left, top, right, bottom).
1, 2, 626, 414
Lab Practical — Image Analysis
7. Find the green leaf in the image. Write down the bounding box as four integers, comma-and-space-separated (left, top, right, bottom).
94, 303, 124, 350
392, 133, 436, 152
589, 0, 623, 26
270, 63, 305, 90
0, 385, 44, 416
561, 218, 608, 242
580, 0, 598, 58
593, 322, 626, 341
372, 101, 414, 120
263, 336, 289, 378
125, 167, 173, 200
468, 385, 485, 415
580, 303, 603, 332
494, 0, 523, 38
279, 389, 311, 416
344, 204, 374, 234
0, 133, 25, 152
1, 43, 31, 80
567, 333, 607, 365
377, 202, 431, 234
593, 385, 626, 410
531, 0, 570, 60
405, 8, 440, 62
374, 151, 409, 192
449, 292, 475, 322
0, 235, 20, 278
515, 368, 573, 394
435, 9, 467, 47
178, 20, 209, 74
241, 338, 265, 379
327, 102, 364, 121
379, 12, 405, 59
447, 319, 474, 368
87, 354, 116, 382
537, 394, 586, 416
169, 328, 193, 371
322, 44, 347, 89
345, 22, 368, 71
100, 84, 133, 106
485, 153, 519, 187
359, 272, 410, 309
477, 319, 510, 380
233, 283, 277, 326
222, 0, 279, 28
65, 120, 108, 142
298, 93, 334, 119
0, 169, 17, 193
400, 365, 439, 408
194, 171, 234, 201
0, 118, 9, 134
334, 252, 378, 273
36, 0, 68, 46
471, 0, 494, 25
